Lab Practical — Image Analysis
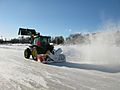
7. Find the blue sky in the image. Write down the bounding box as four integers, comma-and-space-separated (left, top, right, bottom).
0, 0, 120, 39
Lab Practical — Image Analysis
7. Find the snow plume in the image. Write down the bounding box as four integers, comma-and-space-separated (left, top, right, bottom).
63, 21, 120, 66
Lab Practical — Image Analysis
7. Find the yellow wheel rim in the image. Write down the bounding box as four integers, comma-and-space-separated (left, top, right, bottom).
32, 49, 37, 57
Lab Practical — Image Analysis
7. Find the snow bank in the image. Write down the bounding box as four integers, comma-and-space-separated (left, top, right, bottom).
0, 44, 30, 50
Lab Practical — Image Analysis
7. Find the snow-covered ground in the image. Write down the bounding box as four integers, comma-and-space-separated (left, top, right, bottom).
0, 44, 120, 90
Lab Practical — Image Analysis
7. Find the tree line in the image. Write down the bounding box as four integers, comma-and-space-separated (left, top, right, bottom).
0, 36, 65, 45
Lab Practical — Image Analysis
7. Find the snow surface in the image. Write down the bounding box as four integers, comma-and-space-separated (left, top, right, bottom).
0, 44, 120, 90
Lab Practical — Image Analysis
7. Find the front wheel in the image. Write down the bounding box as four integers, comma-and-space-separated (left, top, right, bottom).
24, 48, 31, 59
31, 48, 38, 60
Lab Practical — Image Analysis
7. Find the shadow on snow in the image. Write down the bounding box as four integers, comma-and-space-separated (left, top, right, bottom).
48, 61, 120, 73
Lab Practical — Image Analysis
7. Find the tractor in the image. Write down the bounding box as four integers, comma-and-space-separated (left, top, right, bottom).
18, 28, 66, 63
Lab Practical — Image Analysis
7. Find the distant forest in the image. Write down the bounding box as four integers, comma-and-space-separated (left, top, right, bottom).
0, 36, 65, 45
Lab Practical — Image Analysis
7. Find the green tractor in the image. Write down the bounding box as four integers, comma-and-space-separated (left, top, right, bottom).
18, 28, 66, 63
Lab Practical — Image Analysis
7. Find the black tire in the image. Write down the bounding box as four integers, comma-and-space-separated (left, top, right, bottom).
24, 48, 31, 59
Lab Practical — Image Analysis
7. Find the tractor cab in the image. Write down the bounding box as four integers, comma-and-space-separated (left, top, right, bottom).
32, 35, 51, 46
31, 35, 53, 55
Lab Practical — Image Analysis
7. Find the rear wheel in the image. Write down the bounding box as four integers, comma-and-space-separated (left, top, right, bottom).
24, 48, 31, 59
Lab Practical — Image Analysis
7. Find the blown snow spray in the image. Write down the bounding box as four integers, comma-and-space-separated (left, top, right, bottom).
63, 21, 120, 66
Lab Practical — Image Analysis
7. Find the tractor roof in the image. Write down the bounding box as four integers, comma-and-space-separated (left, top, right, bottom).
36, 35, 51, 39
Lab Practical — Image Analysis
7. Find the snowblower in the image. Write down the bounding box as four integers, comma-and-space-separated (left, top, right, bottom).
18, 28, 66, 63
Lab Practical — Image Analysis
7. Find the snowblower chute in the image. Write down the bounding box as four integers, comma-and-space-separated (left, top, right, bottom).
18, 28, 66, 63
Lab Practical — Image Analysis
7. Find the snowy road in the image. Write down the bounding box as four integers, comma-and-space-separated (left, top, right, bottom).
0, 45, 120, 90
